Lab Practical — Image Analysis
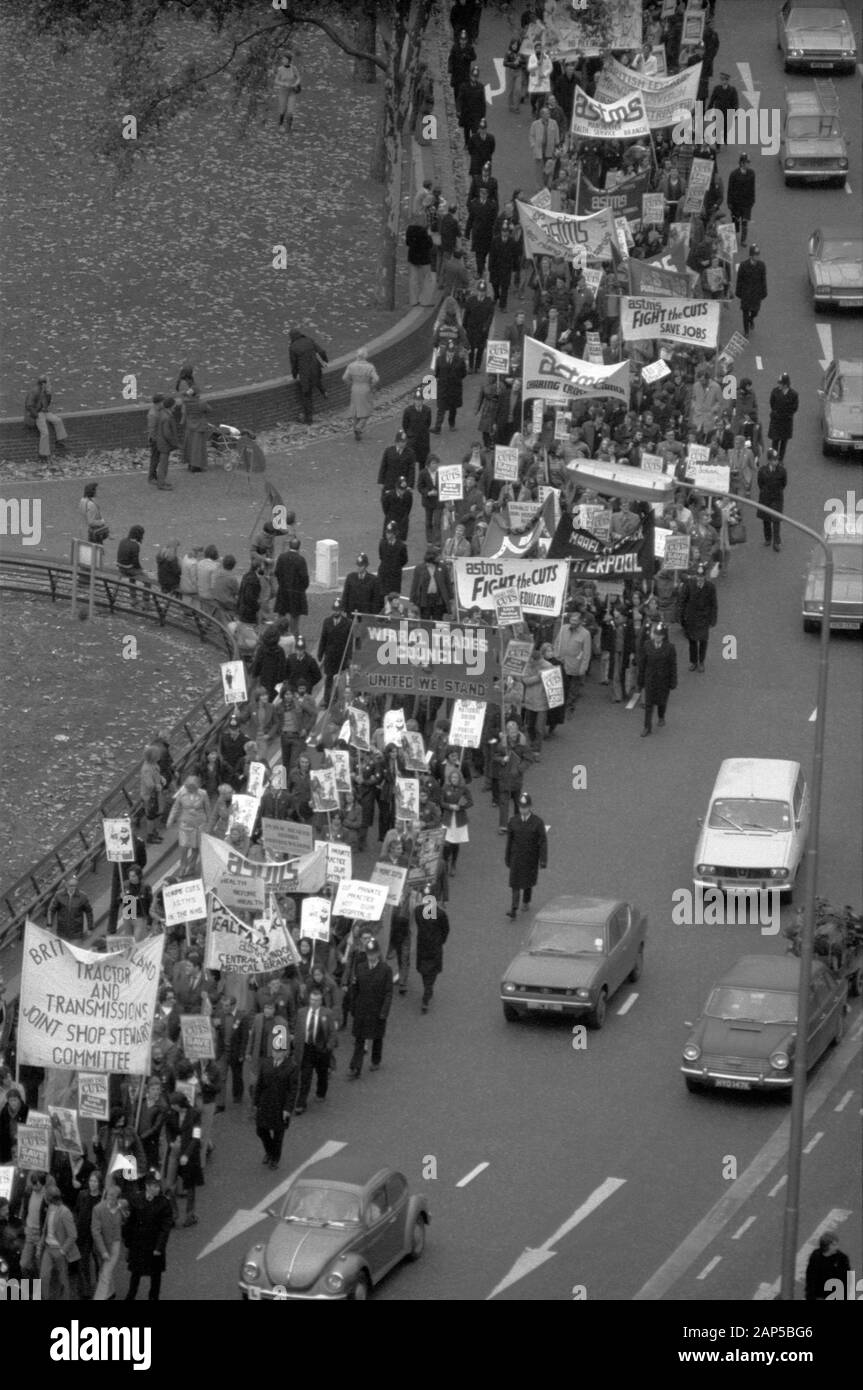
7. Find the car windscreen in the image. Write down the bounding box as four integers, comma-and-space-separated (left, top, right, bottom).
705, 987, 798, 1024
789, 8, 848, 25
829, 371, 863, 402
282, 1185, 362, 1225
788, 116, 840, 137
814, 545, 863, 571
708, 798, 792, 831
821, 239, 863, 260
528, 920, 605, 954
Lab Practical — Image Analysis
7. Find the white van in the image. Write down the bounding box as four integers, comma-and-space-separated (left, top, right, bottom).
693, 759, 810, 900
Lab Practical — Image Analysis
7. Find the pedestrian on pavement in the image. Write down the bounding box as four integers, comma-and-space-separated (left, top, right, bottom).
680, 564, 718, 672
163, 1092, 202, 1227
637, 622, 678, 736
735, 244, 767, 335
726, 153, 755, 247
117, 525, 154, 607
274, 536, 309, 637
447, 28, 475, 94
78, 482, 109, 544
417, 456, 442, 545
805, 1229, 851, 1300
441, 765, 472, 876
37, 1181, 79, 1301
378, 522, 408, 593
166, 774, 209, 877
414, 885, 450, 1012
289, 329, 328, 425
347, 939, 393, 1078
767, 372, 799, 461
410, 547, 452, 619
705, 71, 740, 142
527, 44, 553, 116
253, 1027, 297, 1168
505, 792, 548, 919
47, 871, 93, 943
757, 449, 787, 552
378, 428, 417, 493
25, 373, 69, 463
381, 478, 413, 543
405, 216, 436, 307
342, 347, 379, 441
432, 344, 467, 432
123, 1170, 172, 1301
342, 552, 384, 617
153, 396, 179, 489
274, 49, 301, 132
293, 986, 337, 1112
492, 722, 531, 831
180, 386, 211, 472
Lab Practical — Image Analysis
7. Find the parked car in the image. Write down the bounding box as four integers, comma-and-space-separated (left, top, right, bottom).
682, 953, 847, 1093
238, 1156, 429, 1301
777, 1, 858, 72
693, 759, 809, 899
500, 895, 647, 1029
819, 357, 863, 455
802, 530, 863, 631
807, 227, 863, 310
781, 87, 848, 184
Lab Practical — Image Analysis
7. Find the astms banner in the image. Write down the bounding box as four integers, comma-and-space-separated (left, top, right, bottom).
517, 201, 617, 263
570, 86, 651, 141
594, 57, 702, 127
522, 337, 630, 406
350, 617, 498, 699
453, 558, 569, 616
573, 169, 649, 222
199, 833, 326, 897
620, 296, 721, 346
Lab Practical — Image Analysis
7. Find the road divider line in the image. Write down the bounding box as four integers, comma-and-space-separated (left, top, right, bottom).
456, 1162, 490, 1188
697, 1255, 722, 1280
803, 1130, 823, 1154
755, 356, 763, 370
732, 1216, 756, 1240
815, 323, 833, 372
844, 182, 852, 195
486, 1176, 626, 1299
768, 1175, 787, 1198
809, 708, 818, 723
834, 1089, 854, 1112
753, 1208, 852, 1299
616, 993, 638, 1015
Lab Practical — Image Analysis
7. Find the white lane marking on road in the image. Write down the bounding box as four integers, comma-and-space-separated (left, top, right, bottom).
456, 1162, 490, 1188
484, 58, 506, 105
736, 63, 759, 108
486, 1176, 626, 1299
197, 1140, 347, 1259
803, 1130, 823, 1154
816, 323, 833, 371
768, 1175, 787, 1198
753, 1208, 852, 1299
755, 356, 763, 370
697, 1256, 722, 1280
616, 993, 638, 1015
732, 1216, 756, 1240
834, 1089, 854, 1112
845, 182, 852, 195
633, 1025, 862, 1300
809, 708, 818, 723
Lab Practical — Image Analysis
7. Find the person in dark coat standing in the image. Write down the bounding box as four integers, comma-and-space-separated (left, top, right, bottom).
767, 372, 799, 461
637, 623, 678, 736
805, 1229, 851, 1300
289, 329, 328, 424
411, 549, 453, 619
488, 222, 518, 312
465, 185, 496, 277
317, 598, 354, 706
47, 872, 94, 943
124, 1170, 173, 1302
250, 625, 288, 701
735, 244, 767, 335
467, 117, 495, 177
381, 478, 413, 543
253, 1030, 297, 1168
726, 153, 755, 247
402, 389, 432, 465
274, 537, 309, 636
432, 344, 467, 432
705, 72, 740, 143
680, 564, 718, 671
378, 429, 417, 492
378, 523, 408, 592
463, 282, 495, 373
505, 792, 548, 919
757, 448, 788, 551
448, 30, 475, 94
293, 986, 338, 1112
342, 553, 383, 617
348, 939, 394, 1077
457, 64, 486, 145
414, 885, 450, 1012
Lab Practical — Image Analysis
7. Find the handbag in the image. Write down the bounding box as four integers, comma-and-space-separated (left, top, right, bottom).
728, 520, 747, 546
88, 522, 110, 544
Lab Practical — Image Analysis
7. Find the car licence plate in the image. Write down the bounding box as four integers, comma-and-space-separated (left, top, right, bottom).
247, 1286, 262, 1300
830, 620, 859, 629
811, 61, 832, 68
715, 1079, 751, 1091
527, 1000, 564, 1012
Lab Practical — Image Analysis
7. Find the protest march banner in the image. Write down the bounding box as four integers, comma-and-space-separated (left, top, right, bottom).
502, 638, 534, 680
594, 55, 702, 127
437, 465, 463, 502
682, 156, 714, 215
640, 451, 666, 473
107, 935, 135, 955
620, 296, 721, 347
685, 442, 711, 479
310, 767, 339, 814
300, 896, 332, 942
220, 660, 247, 705
507, 500, 541, 533
517, 200, 617, 265
554, 410, 571, 441
162, 878, 207, 929
102, 817, 134, 863
486, 340, 510, 374
181, 1014, 214, 1062
18, 922, 163, 1074
227, 793, 260, 841
48, 1106, 83, 1156
77, 1072, 110, 1121
402, 731, 428, 773
261, 818, 313, 860
547, 516, 653, 577
692, 463, 731, 494
493, 445, 520, 482
527, 0, 641, 59
332, 879, 389, 922
314, 840, 352, 885
575, 504, 611, 538
716, 222, 738, 260
664, 534, 691, 570
681, 4, 705, 47
383, 708, 407, 746
199, 832, 326, 899
573, 168, 649, 223
215, 872, 266, 913
371, 862, 408, 909
628, 256, 692, 298
640, 360, 672, 386
642, 193, 666, 226
327, 749, 352, 796
453, 557, 568, 617
347, 705, 371, 751
351, 616, 498, 700
406, 826, 447, 888
584, 331, 604, 364
529, 186, 552, 209
247, 762, 268, 799
581, 266, 603, 298
395, 777, 420, 822
719, 331, 748, 363
653, 527, 673, 559
494, 586, 523, 627
449, 699, 487, 750
541, 666, 565, 709
17, 1125, 51, 1173
522, 337, 631, 407
571, 86, 650, 141
205, 895, 299, 973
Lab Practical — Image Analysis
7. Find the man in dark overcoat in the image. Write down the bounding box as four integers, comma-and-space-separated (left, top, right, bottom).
289, 328, 328, 424
341, 553, 384, 617
348, 940, 393, 1077
432, 345, 467, 432
726, 153, 755, 246
253, 1032, 298, 1168
637, 623, 678, 736
757, 449, 788, 551
735, 245, 767, 335
124, 1171, 173, 1301
402, 389, 432, 465
505, 792, 548, 919
680, 564, 718, 671
462, 282, 495, 373
274, 536, 309, 635
378, 429, 417, 492
767, 373, 799, 461
414, 886, 451, 1012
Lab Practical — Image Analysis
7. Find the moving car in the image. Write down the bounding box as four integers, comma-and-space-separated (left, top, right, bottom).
682, 954, 847, 1093
500, 894, 647, 1029
802, 530, 863, 631
807, 227, 863, 310
693, 759, 809, 899
238, 1156, 428, 1301
819, 357, 863, 454
781, 87, 848, 185
777, 2, 858, 71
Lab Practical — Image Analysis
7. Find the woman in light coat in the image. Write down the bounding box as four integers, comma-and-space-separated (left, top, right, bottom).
166, 774, 210, 877
342, 348, 380, 441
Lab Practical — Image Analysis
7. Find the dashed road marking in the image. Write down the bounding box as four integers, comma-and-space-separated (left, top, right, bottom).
456, 1162, 490, 1188
809, 708, 818, 723
768, 1175, 787, 1198
803, 1131, 823, 1154
755, 356, 763, 370
834, 1089, 854, 1112
486, 1176, 627, 1299
697, 1255, 722, 1280
754, 1208, 852, 1299
617, 993, 638, 1015
732, 1216, 756, 1240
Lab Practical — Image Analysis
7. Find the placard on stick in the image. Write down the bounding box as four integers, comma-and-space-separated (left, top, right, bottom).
180, 1014, 215, 1061
102, 817, 134, 863
485, 340, 511, 374
449, 699, 486, 749
162, 878, 207, 928
221, 660, 248, 705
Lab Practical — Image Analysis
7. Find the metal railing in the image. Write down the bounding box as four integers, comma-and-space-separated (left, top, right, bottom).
0, 556, 238, 950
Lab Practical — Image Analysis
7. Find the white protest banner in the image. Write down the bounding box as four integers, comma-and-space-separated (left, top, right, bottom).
220, 660, 248, 705
615, 219, 630, 261
347, 705, 371, 751
16, 1125, 51, 1173
181, 1014, 214, 1061
571, 85, 650, 141
554, 410, 571, 441
584, 331, 604, 364
620, 297, 721, 347
719, 331, 748, 363
693, 463, 731, 494
18, 922, 163, 1074
642, 193, 666, 226
310, 768, 339, 814
653, 526, 673, 559
173, 1081, 197, 1109
685, 442, 711, 480
327, 749, 352, 795
594, 55, 701, 127
486, 340, 511, 374
437, 465, 463, 502
576, 503, 606, 534
682, 156, 713, 215
216, 872, 267, 912
261, 818, 313, 860
24, 1109, 51, 1133
541, 665, 565, 709
371, 862, 409, 908
681, 5, 705, 47
530, 186, 552, 209
517, 201, 617, 264
395, 777, 420, 822
664, 534, 691, 570
538, 486, 561, 534
0, 1167, 15, 1202
300, 896, 332, 942
493, 445, 520, 482
640, 452, 666, 473
227, 793, 260, 840
641, 358, 671, 384
494, 586, 523, 627
502, 639, 534, 679
205, 895, 299, 973
453, 557, 569, 616
102, 817, 134, 863
507, 500, 541, 532
383, 708, 407, 747
522, 337, 631, 406
247, 762, 268, 798
716, 222, 738, 260
449, 699, 487, 749
582, 266, 603, 296
615, 215, 634, 250
48, 1106, 83, 1157
332, 879, 389, 922
77, 1073, 110, 1121
162, 878, 207, 928
314, 840, 353, 885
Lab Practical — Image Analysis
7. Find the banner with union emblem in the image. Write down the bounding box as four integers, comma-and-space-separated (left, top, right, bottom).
522, 337, 631, 407
517, 201, 617, 264
570, 86, 651, 141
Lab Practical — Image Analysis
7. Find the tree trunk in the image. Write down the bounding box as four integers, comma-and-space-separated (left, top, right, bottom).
353, 1, 377, 84
368, 99, 386, 182
376, 95, 403, 311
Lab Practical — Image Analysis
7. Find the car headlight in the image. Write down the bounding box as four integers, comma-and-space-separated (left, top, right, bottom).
808, 601, 824, 613
683, 1044, 701, 1062
575, 988, 592, 1000
502, 981, 516, 994
769, 868, 789, 880
770, 1050, 790, 1070
697, 864, 716, 875
785, 159, 796, 169
242, 1261, 259, 1281
324, 1271, 345, 1293
830, 430, 850, 440
838, 159, 849, 169
789, 47, 802, 56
